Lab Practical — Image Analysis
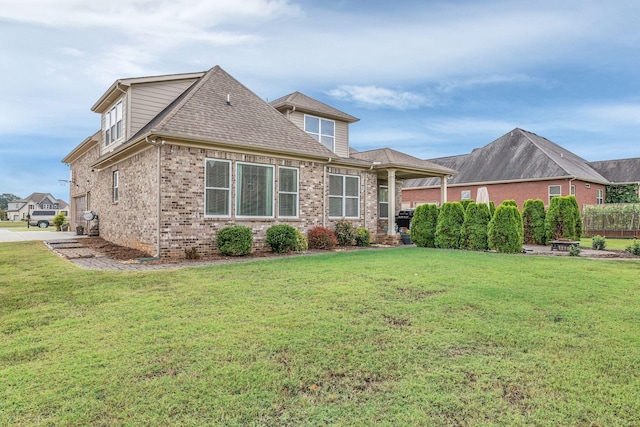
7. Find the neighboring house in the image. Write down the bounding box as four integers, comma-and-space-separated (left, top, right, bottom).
62, 66, 455, 258
589, 158, 640, 199
5, 192, 69, 222
403, 128, 611, 210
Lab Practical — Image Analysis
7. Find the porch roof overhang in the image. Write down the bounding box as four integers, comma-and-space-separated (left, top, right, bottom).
371, 163, 455, 181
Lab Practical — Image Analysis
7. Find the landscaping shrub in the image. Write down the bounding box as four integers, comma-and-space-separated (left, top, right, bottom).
53, 212, 67, 231
459, 199, 475, 212
334, 220, 357, 246
522, 199, 547, 245
410, 203, 439, 248
489, 201, 496, 218
488, 204, 523, 253
184, 247, 200, 260
307, 226, 338, 250
592, 235, 607, 250
568, 244, 581, 256
293, 229, 308, 252
501, 200, 518, 207
355, 227, 371, 247
546, 196, 582, 241
266, 224, 298, 254
435, 202, 465, 249
625, 240, 640, 256
217, 225, 253, 256
462, 201, 490, 251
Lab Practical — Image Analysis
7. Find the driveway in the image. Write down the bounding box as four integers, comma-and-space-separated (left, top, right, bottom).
0, 228, 80, 243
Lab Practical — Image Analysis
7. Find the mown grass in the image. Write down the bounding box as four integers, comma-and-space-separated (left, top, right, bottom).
0, 221, 56, 231
1, 241, 639, 426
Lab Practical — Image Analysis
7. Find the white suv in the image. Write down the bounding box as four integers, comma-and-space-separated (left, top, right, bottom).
28, 210, 61, 228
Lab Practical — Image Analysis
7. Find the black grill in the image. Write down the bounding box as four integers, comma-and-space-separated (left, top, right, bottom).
395, 209, 414, 229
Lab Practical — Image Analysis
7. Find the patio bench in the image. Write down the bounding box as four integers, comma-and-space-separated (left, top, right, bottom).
550, 240, 580, 251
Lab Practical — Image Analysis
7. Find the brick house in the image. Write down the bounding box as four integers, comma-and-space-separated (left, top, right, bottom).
62, 66, 455, 258
402, 128, 612, 210
5, 192, 68, 222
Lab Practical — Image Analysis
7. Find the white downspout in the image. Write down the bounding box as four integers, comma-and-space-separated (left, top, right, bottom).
387, 169, 396, 236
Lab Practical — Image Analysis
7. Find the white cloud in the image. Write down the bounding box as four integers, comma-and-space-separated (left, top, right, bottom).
328, 85, 430, 110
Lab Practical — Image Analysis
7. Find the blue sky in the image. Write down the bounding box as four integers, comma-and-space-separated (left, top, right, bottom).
1, 0, 639, 202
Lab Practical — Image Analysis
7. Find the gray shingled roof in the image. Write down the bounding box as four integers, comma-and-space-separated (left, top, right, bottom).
351, 148, 456, 176
270, 91, 359, 123
589, 158, 640, 184
404, 128, 610, 188
131, 67, 336, 159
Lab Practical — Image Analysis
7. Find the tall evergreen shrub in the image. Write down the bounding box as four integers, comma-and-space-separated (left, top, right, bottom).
435, 202, 465, 249
410, 203, 439, 248
462, 201, 490, 250
522, 199, 546, 244
546, 196, 582, 241
459, 199, 475, 212
488, 204, 523, 253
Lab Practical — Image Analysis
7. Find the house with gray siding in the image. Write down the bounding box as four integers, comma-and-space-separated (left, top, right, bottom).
63, 66, 455, 258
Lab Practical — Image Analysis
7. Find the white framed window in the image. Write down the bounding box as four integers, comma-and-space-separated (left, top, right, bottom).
236, 162, 274, 217
278, 167, 298, 218
304, 114, 335, 152
113, 170, 119, 202
461, 190, 471, 200
596, 189, 604, 205
329, 174, 360, 218
205, 159, 231, 217
549, 185, 561, 203
104, 101, 123, 146
571, 185, 576, 196
378, 186, 389, 218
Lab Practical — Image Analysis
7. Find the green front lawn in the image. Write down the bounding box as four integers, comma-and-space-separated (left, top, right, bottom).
1, 242, 639, 426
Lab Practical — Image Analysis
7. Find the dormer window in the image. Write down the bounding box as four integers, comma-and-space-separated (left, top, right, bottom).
105, 101, 123, 146
304, 114, 335, 151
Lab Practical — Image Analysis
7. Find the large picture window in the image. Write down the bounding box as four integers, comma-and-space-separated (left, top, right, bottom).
329, 174, 360, 218
279, 167, 298, 217
237, 163, 274, 217
105, 101, 123, 146
205, 159, 231, 216
304, 115, 335, 152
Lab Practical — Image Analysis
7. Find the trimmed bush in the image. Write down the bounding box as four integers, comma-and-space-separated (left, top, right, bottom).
334, 220, 357, 246
546, 196, 582, 241
592, 235, 606, 250
489, 201, 496, 217
217, 226, 253, 256
266, 224, 298, 254
488, 204, 523, 253
501, 200, 518, 207
293, 229, 308, 252
522, 199, 547, 245
568, 245, 581, 256
410, 204, 439, 248
435, 202, 465, 249
462, 201, 490, 251
355, 227, 371, 247
308, 226, 338, 250
459, 199, 475, 212
626, 240, 640, 256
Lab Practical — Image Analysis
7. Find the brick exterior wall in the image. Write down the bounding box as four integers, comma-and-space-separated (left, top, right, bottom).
403, 179, 607, 210
69, 141, 382, 258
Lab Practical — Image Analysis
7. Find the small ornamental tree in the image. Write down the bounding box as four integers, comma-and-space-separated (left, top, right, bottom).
462, 201, 490, 251
546, 195, 582, 241
435, 202, 465, 249
488, 204, 523, 253
410, 203, 439, 248
522, 199, 547, 244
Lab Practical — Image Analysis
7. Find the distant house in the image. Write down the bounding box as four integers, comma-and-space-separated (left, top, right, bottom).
589, 158, 640, 198
62, 66, 455, 258
403, 128, 612, 209
5, 193, 69, 221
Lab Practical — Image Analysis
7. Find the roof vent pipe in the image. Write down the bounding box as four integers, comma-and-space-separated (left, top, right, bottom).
226, 94, 231, 105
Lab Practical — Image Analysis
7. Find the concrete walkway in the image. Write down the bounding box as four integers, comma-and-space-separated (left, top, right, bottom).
0, 228, 80, 243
